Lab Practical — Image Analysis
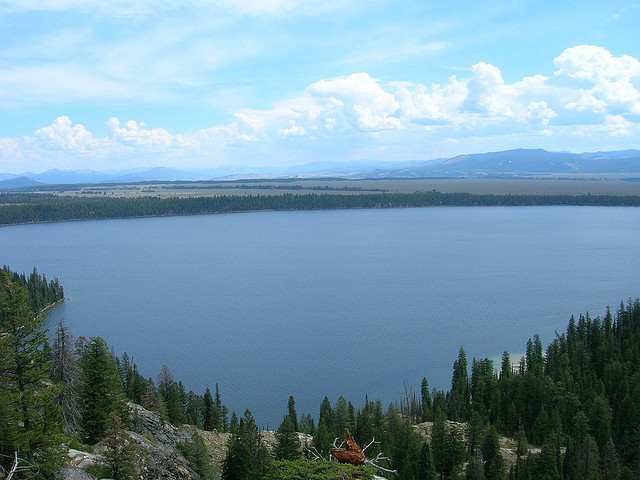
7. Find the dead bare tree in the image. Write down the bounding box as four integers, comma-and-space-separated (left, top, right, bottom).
1, 452, 39, 480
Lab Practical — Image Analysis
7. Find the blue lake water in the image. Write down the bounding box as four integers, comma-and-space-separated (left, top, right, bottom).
1, 206, 640, 428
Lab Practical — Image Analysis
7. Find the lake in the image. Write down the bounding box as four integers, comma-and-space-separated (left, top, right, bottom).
1, 206, 639, 428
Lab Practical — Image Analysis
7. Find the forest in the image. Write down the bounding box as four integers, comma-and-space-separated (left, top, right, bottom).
1, 265, 640, 479
2, 190, 640, 225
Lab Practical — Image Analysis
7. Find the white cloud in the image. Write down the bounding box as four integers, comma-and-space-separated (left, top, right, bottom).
2, 45, 640, 173
33, 116, 94, 151
555, 45, 640, 115
526, 101, 557, 127
307, 73, 402, 130
462, 62, 515, 117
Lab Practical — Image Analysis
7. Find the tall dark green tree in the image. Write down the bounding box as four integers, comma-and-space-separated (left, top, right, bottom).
0, 270, 65, 477
157, 365, 184, 425
431, 412, 465, 480
273, 416, 301, 461
313, 396, 335, 455
416, 441, 437, 480
78, 336, 127, 444
449, 347, 470, 422
483, 425, 505, 480
287, 395, 299, 432
203, 387, 216, 431
178, 432, 214, 480
222, 410, 270, 480
421, 377, 432, 422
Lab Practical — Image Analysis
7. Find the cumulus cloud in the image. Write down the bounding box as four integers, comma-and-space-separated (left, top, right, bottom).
2, 45, 640, 173
33, 116, 94, 151
555, 45, 640, 115
307, 73, 402, 130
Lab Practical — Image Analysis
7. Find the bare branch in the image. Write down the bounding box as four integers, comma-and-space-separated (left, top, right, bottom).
6, 451, 19, 480
364, 457, 398, 476
2, 452, 39, 480
362, 437, 378, 452
305, 446, 326, 461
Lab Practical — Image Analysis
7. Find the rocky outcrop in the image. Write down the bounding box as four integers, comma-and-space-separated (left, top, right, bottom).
56, 403, 316, 480
57, 404, 231, 480
55, 466, 98, 480
128, 404, 232, 479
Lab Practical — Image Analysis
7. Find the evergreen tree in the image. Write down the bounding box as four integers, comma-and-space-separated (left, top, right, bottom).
222, 431, 250, 480
203, 387, 216, 431
0, 270, 65, 476
334, 396, 352, 436
229, 411, 239, 435
214, 383, 224, 431
141, 379, 165, 415
287, 395, 299, 432
51, 318, 81, 435
421, 377, 432, 422
483, 425, 505, 480
99, 413, 140, 480
314, 396, 334, 455
179, 432, 214, 480
157, 365, 184, 425
78, 336, 127, 444
416, 441, 437, 480
564, 411, 600, 480
222, 410, 270, 480
599, 438, 621, 480
431, 412, 465, 480
274, 416, 301, 461
448, 347, 470, 422
534, 442, 561, 480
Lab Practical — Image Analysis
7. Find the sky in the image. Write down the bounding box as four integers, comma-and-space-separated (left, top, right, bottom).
0, 0, 639, 174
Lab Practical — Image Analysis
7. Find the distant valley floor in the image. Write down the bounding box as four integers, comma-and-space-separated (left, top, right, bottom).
28, 175, 640, 198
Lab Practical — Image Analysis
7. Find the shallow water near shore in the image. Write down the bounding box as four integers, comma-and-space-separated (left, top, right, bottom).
2, 206, 640, 427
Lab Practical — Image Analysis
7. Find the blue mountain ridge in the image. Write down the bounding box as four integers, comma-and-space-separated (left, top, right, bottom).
1, 148, 640, 188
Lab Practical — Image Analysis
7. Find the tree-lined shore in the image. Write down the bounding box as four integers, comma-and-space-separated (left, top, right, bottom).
2, 265, 640, 479
1, 191, 640, 226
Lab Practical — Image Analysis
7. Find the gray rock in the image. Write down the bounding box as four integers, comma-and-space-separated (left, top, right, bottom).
55, 466, 98, 480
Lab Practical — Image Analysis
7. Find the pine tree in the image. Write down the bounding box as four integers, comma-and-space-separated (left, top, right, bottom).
417, 441, 437, 480
314, 396, 334, 455
100, 412, 140, 480
421, 377, 432, 421
203, 387, 216, 431
431, 412, 465, 480
274, 416, 301, 461
78, 336, 127, 444
0, 270, 65, 475
157, 365, 184, 425
483, 425, 505, 480
51, 318, 81, 435
287, 395, 299, 432
449, 347, 470, 422
178, 433, 214, 480
222, 410, 270, 480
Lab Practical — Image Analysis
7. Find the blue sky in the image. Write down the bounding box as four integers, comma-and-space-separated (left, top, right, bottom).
1, 0, 639, 173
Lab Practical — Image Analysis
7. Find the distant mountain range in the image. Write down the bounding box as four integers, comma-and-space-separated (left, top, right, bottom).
2, 149, 640, 189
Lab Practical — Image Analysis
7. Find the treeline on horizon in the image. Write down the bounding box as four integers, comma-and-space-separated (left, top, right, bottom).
1, 190, 640, 225
2, 265, 640, 480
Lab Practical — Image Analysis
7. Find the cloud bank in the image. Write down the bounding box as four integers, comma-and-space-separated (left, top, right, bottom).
1, 45, 639, 172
